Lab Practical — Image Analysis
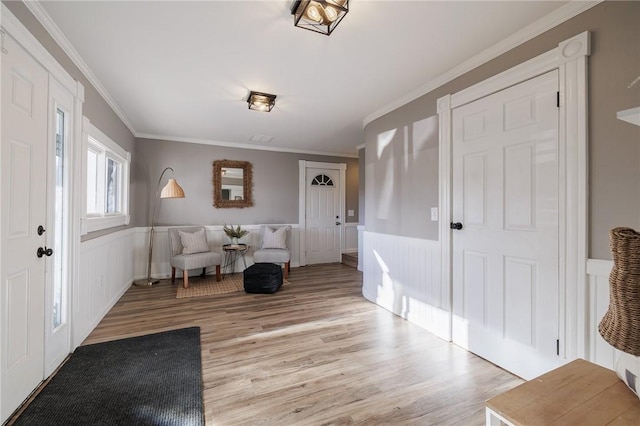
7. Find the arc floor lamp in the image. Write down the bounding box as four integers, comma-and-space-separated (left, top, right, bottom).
134, 167, 185, 287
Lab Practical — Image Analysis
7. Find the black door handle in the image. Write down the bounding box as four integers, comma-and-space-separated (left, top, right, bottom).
37, 247, 53, 258
450, 222, 463, 230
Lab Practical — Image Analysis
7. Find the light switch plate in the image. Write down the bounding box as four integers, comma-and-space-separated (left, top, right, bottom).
431, 207, 438, 221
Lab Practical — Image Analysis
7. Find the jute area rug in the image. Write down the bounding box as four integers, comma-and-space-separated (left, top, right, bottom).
176, 273, 288, 299
14, 328, 203, 426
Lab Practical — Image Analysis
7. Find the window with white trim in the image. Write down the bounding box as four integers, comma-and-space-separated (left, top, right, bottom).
81, 117, 130, 234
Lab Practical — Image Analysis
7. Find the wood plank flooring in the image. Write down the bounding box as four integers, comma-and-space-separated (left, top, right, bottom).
83, 263, 522, 425
341, 253, 358, 269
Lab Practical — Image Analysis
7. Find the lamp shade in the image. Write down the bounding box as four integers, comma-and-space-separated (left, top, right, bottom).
598, 227, 640, 355
160, 178, 185, 199
291, 0, 349, 36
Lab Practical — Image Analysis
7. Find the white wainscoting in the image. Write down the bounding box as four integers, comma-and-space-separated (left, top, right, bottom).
75, 228, 135, 348
135, 224, 301, 279
362, 231, 448, 340
357, 225, 365, 272
587, 258, 620, 370
344, 222, 358, 254
361, 243, 619, 370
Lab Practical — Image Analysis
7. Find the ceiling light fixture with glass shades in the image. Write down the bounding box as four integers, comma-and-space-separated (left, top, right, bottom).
290, 0, 349, 36
247, 91, 277, 112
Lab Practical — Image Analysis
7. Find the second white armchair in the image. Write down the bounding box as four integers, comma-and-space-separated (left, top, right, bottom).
252, 225, 291, 279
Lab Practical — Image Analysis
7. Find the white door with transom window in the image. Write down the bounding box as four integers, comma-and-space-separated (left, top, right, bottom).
305, 168, 342, 264
1, 34, 49, 422
451, 70, 563, 380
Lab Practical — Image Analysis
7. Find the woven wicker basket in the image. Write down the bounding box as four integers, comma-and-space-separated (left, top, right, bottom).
598, 227, 640, 356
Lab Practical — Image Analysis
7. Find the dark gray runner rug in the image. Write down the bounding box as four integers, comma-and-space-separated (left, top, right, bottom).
14, 327, 203, 426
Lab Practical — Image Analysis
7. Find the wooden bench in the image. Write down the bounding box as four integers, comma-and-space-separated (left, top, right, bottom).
486, 359, 640, 425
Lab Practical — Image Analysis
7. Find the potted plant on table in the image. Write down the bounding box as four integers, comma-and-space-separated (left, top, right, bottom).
223, 224, 249, 246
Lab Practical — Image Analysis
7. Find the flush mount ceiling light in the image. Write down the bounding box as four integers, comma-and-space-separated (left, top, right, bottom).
290, 0, 349, 36
247, 91, 276, 112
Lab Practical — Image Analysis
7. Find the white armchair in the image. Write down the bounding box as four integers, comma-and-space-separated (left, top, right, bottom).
252, 225, 291, 279
168, 227, 221, 288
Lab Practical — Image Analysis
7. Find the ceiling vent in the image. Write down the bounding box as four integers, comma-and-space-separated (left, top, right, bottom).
249, 134, 274, 144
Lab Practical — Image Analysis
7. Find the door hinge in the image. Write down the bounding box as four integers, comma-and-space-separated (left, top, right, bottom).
556, 339, 560, 355
556, 91, 560, 108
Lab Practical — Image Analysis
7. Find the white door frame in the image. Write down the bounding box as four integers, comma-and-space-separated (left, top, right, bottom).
298, 160, 347, 266
438, 31, 590, 361
1, 5, 84, 421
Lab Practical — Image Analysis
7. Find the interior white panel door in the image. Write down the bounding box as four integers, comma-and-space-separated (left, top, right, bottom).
305, 168, 341, 264
1, 35, 49, 422
451, 70, 562, 380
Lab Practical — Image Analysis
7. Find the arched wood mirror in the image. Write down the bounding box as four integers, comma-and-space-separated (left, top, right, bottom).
212, 159, 253, 208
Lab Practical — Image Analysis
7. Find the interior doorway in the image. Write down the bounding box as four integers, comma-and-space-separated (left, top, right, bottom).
438, 31, 590, 377
450, 70, 562, 380
298, 161, 346, 266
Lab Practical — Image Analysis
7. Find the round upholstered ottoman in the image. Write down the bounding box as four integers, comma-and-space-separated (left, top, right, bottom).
243, 263, 283, 294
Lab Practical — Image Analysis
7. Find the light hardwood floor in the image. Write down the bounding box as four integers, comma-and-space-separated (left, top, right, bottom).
83, 263, 522, 425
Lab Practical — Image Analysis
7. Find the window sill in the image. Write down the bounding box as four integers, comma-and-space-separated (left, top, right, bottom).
82, 214, 130, 234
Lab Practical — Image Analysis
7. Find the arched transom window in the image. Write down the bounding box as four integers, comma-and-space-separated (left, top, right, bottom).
311, 174, 334, 186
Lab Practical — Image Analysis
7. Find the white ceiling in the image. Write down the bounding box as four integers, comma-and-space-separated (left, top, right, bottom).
36, 1, 575, 157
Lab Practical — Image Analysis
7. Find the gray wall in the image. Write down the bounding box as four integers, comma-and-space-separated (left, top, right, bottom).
134, 138, 359, 227
364, 1, 640, 259
365, 115, 439, 239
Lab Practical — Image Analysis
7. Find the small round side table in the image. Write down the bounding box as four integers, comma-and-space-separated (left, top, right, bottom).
222, 243, 249, 278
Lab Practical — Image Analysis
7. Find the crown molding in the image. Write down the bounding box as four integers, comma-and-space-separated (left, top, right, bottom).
362, 0, 603, 128
24, 1, 137, 135
136, 133, 359, 159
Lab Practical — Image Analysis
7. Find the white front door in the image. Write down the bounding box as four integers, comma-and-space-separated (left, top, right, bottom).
1, 34, 49, 421
305, 168, 342, 264
451, 70, 562, 380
